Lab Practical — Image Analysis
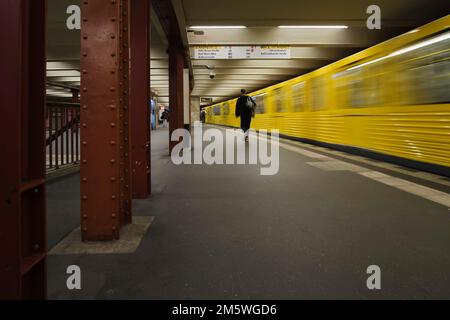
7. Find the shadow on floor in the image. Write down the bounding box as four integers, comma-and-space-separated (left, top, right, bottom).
47, 173, 80, 249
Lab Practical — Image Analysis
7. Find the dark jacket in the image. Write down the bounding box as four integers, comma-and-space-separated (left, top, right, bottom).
235, 95, 256, 132
235, 95, 256, 118
161, 109, 169, 120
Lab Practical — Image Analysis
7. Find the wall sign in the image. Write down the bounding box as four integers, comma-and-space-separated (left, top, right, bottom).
193, 46, 290, 59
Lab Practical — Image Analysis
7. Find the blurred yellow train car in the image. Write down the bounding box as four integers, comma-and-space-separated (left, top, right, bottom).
205, 15, 450, 176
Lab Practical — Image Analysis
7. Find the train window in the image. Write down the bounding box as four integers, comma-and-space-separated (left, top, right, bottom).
333, 70, 353, 107
364, 71, 384, 106
349, 79, 365, 107
311, 76, 326, 111
334, 68, 382, 108
397, 36, 450, 105
213, 105, 221, 115
332, 71, 350, 108
252, 94, 266, 114
404, 61, 450, 104
273, 88, 287, 113
332, 31, 450, 108
292, 82, 306, 111
222, 103, 230, 115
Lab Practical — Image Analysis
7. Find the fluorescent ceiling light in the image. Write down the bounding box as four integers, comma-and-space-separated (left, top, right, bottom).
278, 25, 348, 29
348, 31, 450, 71
189, 26, 247, 29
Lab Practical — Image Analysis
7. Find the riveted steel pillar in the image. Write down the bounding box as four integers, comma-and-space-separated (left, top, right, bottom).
130, 0, 151, 199
80, 0, 132, 241
0, 0, 47, 299
119, 0, 132, 226
168, 39, 185, 153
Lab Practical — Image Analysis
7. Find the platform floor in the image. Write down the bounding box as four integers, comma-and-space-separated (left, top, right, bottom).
47, 126, 450, 299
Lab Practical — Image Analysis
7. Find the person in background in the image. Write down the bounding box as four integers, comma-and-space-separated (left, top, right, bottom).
159, 106, 169, 128
161, 108, 169, 128
158, 106, 165, 125
200, 109, 206, 123
235, 89, 256, 142
150, 100, 156, 130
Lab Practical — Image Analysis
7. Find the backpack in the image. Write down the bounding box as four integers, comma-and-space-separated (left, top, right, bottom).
245, 96, 255, 111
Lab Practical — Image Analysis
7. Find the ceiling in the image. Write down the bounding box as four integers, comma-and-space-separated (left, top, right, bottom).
182, 0, 449, 103
47, 0, 170, 104
46, 0, 449, 105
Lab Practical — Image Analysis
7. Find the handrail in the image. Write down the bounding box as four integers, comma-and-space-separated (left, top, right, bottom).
46, 101, 80, 108
45, 102, 80, 171
46, 114, 80, 146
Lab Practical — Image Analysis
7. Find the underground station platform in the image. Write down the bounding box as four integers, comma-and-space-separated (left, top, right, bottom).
1, 0, 450, 314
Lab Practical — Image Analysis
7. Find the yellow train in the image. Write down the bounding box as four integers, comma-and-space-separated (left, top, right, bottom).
205, 15, 450, 176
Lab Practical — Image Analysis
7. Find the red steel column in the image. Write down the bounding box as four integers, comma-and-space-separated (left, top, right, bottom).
119, 0, 132, 226
168, 39, 185, 153
80, 0, 132, 241
0, 0, 47, 299
130, 0, 151, 198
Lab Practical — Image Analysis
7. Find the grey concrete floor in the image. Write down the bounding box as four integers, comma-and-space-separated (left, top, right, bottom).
47, 126, 450, 299
47, 173, 80, 248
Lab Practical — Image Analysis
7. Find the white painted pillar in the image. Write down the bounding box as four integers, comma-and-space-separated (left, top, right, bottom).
191, 96, 201, 124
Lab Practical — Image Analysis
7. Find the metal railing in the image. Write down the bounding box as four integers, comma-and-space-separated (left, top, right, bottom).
46, 101, 80, 171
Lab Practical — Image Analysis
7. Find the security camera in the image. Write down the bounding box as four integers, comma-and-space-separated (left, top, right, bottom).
209, 71, 216, 80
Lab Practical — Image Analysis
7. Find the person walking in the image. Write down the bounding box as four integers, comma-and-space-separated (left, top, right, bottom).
235, 89, 256, 142
159, 107, 169, 128
200, 109, 206, 123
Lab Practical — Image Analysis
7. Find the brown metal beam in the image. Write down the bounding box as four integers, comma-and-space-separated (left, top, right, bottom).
0, 0, 47, 299
119, 0, 132, 226
153, 0, 190, 151
80, 0, 132, 241
130, 0, 151, 199
152, 0, 192, 77
168, 38, 185, 153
